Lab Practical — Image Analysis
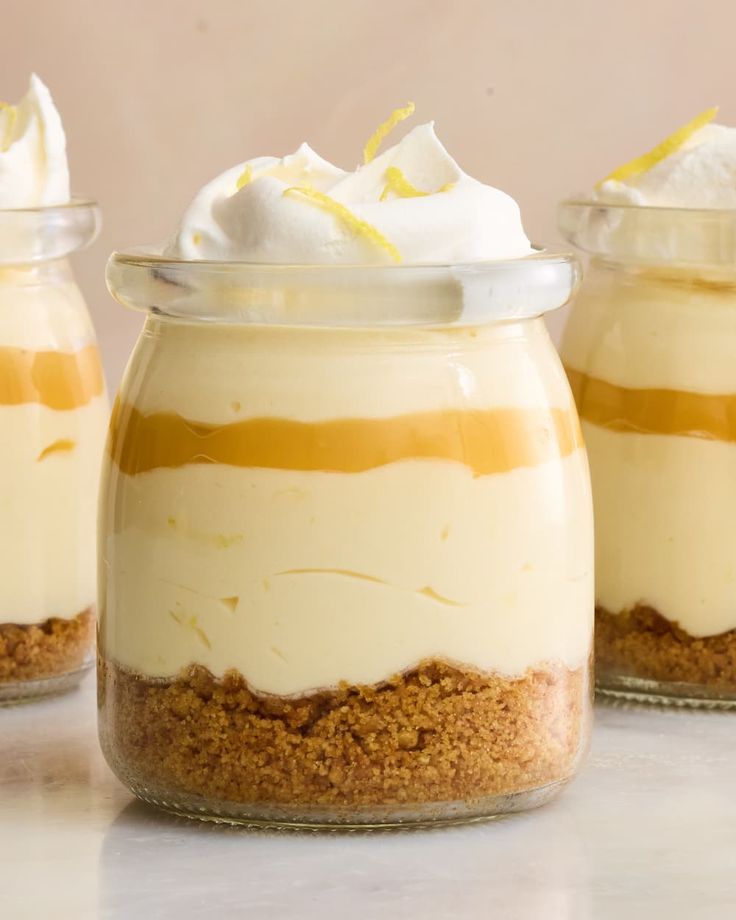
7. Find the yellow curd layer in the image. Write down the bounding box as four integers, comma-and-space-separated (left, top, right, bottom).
0, 344, 104, 410
107, 401, 584, 477
566, 367, 736, 443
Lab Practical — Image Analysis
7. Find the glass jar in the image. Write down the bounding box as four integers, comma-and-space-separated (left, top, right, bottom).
99, 251, 593, 827
560, 202, 736, 707
0, 202, 108, 702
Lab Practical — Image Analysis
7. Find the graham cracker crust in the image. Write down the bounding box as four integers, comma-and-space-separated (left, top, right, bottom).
99, 658, 586, 809
0, 609, 94, 683
596, 605, 736, 687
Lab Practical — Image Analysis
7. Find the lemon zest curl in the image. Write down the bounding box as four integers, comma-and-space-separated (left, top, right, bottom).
284, 186, 401, 263
379, 165, 455, 201
0, 103, 17, 153
363, 102, 415, 165
596, 106, 718, 188
235, 164, 254, 190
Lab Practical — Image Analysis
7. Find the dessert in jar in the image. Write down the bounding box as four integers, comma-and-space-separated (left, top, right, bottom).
99, 107, 593, 825
561, 108, 736, 706
0, 75, 107, 702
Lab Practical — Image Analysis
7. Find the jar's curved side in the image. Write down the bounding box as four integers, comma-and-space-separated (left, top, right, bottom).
561, 258, 736, 705
0, 261, 108, 701
98, 313, 593, 822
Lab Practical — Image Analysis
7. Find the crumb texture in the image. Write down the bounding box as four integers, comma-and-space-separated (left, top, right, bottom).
0, 609, 94, 683
596, 605, 736, 687
100, 659, 586, 808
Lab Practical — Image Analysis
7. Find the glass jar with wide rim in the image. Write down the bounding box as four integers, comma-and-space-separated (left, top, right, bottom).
560, 200, 736, 708
0, 200, 108, 703
99, 249, 593, 827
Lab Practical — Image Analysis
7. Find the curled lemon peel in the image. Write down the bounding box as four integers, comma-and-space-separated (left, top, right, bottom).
363, 102, 415, 164
379, 165, 456, 201
235, 164, 253, 190
0, 103, 17, 153
284, 186, 401, 263
596, 106, 719, 188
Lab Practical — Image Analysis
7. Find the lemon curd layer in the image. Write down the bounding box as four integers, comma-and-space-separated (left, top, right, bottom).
100, 317, 593, 695
0, 344, 103, 409
566, 368, 736, 442
562, 268, 736, 638
108, 402, 583, 478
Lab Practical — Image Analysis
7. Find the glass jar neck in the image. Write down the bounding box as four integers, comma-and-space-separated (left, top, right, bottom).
559, 200, 736, 274
0, 200, 100, 266
588, 255, 736, 291
0, 258, 76, 288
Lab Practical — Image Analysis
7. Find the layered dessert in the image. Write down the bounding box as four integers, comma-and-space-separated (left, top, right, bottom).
100, 109, 593, 820
0, 76, 107, 694
561, 109, 736, 695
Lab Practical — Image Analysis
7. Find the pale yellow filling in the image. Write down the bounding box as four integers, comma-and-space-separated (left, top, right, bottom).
100, 454, 593, 694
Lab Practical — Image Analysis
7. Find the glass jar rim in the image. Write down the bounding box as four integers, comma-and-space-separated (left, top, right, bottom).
559, 199, 736, 267
561, 198, 736, 217
0, 198, 101, 265
106, 246, 580, 328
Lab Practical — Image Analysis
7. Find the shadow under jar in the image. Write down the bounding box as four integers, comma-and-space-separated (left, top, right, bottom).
0, 202, 108, 703
560, 201, 736, 708
98, 251, 593, 827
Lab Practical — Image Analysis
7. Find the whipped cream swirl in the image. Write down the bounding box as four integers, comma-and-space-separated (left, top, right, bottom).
594, 119, 736, 209
167, 122, 532, 263
0, 74, 70, 209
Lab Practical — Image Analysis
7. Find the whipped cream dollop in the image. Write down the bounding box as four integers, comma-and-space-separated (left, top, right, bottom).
0, 74, 70, 209
167, 122, 532, 263
594, 121, 736, 209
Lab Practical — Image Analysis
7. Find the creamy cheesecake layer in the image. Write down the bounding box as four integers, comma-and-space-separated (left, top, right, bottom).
0, 272, 100, 352
581, 422, 736, 638
0, 395, 108, 624
126, 316, 574, 422
101, 451, 593, 695
561, 265, 736, 394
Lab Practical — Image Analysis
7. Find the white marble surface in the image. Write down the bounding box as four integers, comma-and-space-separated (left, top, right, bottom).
1, 674, 735, 920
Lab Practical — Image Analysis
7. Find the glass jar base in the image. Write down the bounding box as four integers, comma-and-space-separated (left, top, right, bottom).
122, 776, 571, 830
596, 674, 736, 710
0, 660, 93, 705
